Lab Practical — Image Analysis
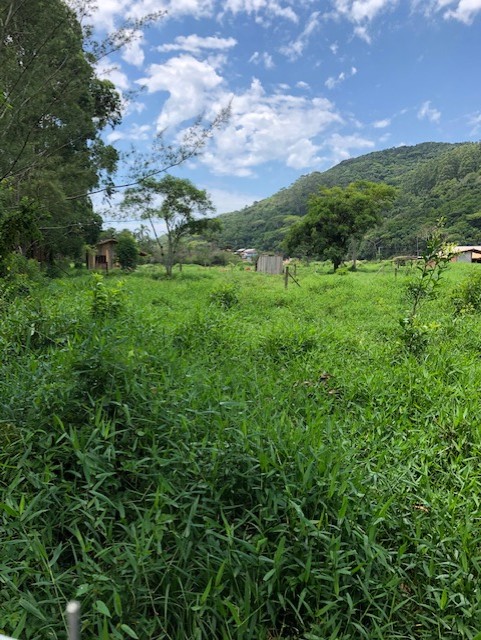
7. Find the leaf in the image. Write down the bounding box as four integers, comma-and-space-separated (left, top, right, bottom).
0, 503, 19, 517
95, 600, 112, 617
120, 624, 139, 638
19, 597, 46, 621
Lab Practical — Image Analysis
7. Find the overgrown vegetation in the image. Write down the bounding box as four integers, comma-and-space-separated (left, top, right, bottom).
2, 263, 481, 639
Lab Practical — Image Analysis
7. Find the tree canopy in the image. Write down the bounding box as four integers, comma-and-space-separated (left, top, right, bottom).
284, 181, 397, 270
121, 175, 216, 276
0, 0, 122, 266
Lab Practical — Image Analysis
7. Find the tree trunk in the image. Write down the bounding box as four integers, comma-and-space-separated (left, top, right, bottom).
165, 240, 174, 277
351, 239, 358, 271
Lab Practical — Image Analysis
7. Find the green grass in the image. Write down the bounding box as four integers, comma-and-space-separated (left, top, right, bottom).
1, 262, 481, 638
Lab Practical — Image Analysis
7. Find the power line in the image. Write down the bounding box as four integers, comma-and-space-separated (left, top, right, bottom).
38, 218, 145, 230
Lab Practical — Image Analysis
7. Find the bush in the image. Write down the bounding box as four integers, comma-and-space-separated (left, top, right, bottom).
90, 273, 125, 319
452, 270, 481, 314
209, 283, 239, 309
116, 234, 139, 270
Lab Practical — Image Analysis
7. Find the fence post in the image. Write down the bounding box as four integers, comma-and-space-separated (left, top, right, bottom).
284, 266, 289, 289
67, 601, 81, 640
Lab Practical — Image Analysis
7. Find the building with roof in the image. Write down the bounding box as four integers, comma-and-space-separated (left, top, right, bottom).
452, 245, 481, 263
86, 238, 118, 271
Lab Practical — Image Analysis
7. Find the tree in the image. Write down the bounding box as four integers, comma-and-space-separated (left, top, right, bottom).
284, 181, 397, 271
116, 232, 139, 270
0, 0, 123, 265
121, 175, 216, 276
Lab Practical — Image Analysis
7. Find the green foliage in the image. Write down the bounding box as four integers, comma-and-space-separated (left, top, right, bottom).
0, 0, 121, 264
116, 233, 139, 270
399, 222, 454, 354
3, 265, 481, 638
404, 227, 454, 317
452, 270, 481, 314
209, 283, 239, 308
90, 273, 125, 318
0, 253, 43, 301
285, 181, 396, 270
122, 175, 215, 277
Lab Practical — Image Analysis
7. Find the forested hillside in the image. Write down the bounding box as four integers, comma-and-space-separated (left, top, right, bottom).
217, 141, 481, 257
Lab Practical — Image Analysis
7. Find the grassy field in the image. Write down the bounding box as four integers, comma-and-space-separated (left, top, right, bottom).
1, 260, 481, 639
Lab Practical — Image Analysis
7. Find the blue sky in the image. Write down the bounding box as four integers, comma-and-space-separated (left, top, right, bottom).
89, 0, 481, 228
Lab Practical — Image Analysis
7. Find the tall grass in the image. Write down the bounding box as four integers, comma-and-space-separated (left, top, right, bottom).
1, 263, 481, 638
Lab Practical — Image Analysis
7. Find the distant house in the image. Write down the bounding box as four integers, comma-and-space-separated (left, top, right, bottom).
451, 245, 481, 263
234, 248, 258, 262
86, 238, 118, 271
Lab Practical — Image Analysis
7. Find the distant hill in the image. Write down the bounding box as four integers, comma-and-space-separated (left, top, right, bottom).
216, 141, 481, 258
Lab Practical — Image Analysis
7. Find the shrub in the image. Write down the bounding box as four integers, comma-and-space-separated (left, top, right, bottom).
116, 234, 139, 270
0, 253, 42, 300
209, 283, 239, 309
452, 270, 481, 314
90, 273, 125, 319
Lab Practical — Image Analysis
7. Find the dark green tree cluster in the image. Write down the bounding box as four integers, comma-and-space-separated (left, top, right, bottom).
284, 181, 397, 270
0, 0, 122, 267
116, 232, 140, 270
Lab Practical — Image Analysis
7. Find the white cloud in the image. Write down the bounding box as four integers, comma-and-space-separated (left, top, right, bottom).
120, 30, 145, 66
330, 0, 398, 42
158, 35, 237, 54
199, 78, 343, 175
417, 100, 441, 123
127, 0, 216, 22
373, 118, 391, 128
325, 133, 375, 164
411, 0, 481, 22
207, 187, 264, 213
332, 0, 398, 22
95, 60, 130, 91
325, 66, 357, 89
442, 0, 481, 23
249, 51, 275, 68
106, 131, 125, 144
279, 11, 320, 60
468, 112, 481, 134
353, 25, 372, 42
296, 81, 310, 89
136, 55, 225, 130
86, 0, 131, 31
219, 0, 298, 23
106, 123, 152, 143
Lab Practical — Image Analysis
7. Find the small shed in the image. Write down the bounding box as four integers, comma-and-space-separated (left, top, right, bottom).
257, 255, 284, 275
87, 238, 118, 271
451, 245, 481, 263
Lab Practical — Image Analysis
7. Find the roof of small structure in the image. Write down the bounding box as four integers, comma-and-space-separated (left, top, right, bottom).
96, 238, 118, 246
453, 245, 481, 252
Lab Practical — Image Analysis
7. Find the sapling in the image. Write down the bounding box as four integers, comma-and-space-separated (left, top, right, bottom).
400, 220, 454, 353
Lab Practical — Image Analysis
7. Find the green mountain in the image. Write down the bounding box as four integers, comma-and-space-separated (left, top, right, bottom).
217, 141, 481, 258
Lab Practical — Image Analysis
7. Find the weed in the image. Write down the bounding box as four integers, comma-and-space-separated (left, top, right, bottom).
452, 270, 481, 314
90, 273, 125, 319
209, 283, 239, 309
